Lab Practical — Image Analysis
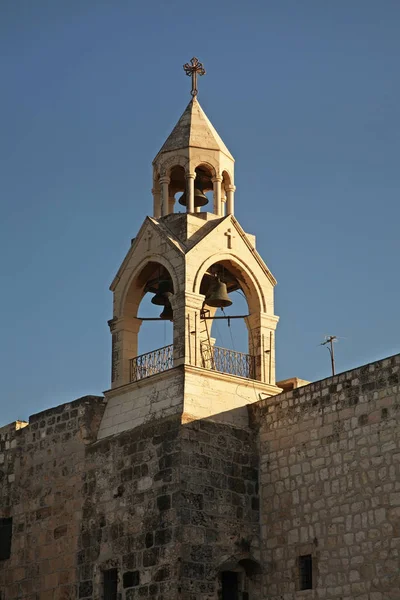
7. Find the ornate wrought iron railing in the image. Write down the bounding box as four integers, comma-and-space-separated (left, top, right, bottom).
130, 344, 173, 382
130, 344, 255, 383
212, 345, 255, 379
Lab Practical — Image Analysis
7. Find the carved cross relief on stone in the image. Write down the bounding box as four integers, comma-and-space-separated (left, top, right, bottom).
224, 228, 235, 249
144, 230, 153, 251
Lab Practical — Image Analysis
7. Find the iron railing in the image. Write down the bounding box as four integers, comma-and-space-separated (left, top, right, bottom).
129, 344, 255, 382
212, 345, 255, 379
130, 344, 173, 382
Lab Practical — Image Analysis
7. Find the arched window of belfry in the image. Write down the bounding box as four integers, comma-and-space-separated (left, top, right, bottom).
197, 259, 256, 380
169, 165, 185, 214
121, 260, 175, 381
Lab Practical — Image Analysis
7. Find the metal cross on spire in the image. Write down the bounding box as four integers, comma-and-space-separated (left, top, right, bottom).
183, 57, 206, 97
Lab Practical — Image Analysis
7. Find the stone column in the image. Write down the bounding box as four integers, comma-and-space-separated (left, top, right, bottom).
226, 185, 236, 216
170, 291, 205, 368
212, 176, 223, 216
159, 176, 170, 217
245, 312, 279, 384
186, 173, 195, 213
108, 316, 142, 388
168, 195, 175, 215
152, 187, 161, 218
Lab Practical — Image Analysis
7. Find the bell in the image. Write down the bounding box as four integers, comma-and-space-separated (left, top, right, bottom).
159, 302, 173, 321
178, 180, 208, 208
151, 280, 173, 306
205, 278, 232, 308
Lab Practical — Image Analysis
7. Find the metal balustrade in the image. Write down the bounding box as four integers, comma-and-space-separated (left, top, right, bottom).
130, 343, 255, 382
130, 344, 173, 382
212, 345, 256, 379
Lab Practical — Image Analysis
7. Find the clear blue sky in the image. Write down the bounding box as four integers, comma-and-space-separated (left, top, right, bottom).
1, 1, 399, 425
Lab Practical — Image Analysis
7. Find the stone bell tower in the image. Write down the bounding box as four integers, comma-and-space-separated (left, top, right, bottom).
98, 58, 280, 439
94, 58, 281, 599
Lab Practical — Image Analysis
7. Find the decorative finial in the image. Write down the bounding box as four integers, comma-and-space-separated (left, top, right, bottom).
183, 57, 206, 97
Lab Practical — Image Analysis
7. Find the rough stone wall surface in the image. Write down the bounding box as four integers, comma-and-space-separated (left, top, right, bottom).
178, 418, 261, 599
0, 396, 106, 600
78, 416, 260, 600
1, 389, 259, 600
79, 415, 183, 600
252, 354, 400, 600
4, 352, 399, 600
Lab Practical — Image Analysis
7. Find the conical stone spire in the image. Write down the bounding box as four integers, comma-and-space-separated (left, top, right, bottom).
155, 97, 233, 161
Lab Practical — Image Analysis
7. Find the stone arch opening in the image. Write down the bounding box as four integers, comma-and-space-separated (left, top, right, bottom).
169, 165, 185, 213
193, 163, 214, 213
194, 254, 265, 314
196, 258, 262, 378
120, 259, 177, 366
217, 556, 261, 599
121, 258, 178, 320
222, 169, 232, 188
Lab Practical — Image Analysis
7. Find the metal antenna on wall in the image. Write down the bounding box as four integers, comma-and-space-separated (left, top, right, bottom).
320, 335, 338, 376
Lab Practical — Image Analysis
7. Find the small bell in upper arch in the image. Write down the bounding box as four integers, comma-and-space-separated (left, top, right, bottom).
205, 278, 232, 308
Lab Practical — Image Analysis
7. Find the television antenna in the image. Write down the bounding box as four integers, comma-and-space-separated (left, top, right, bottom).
320, 335, 338, 376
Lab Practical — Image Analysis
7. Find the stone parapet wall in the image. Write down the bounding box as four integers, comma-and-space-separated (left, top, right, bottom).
98, 369, 184, 440
252, 354, 400, 599
183, 366, 279, 428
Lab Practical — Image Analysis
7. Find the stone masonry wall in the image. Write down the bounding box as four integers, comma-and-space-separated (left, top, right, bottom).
78, 415, 260, 600
0, 396, 106, 600
79, 415, 183, 600
252, 354, 400, 599
179, 418, 261, 600
1, 390, 261, 600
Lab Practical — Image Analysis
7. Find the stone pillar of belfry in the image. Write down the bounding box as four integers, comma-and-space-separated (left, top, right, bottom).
169, 291, 204, 368
159, 176, 170, 217
168, 195, 175, 215
108, 316, 143, 389
246, 312, 279, 384
152, 188, 161, 218
186, 173, 195, 213
212, 176, 223, 216
226, 185, 236, 216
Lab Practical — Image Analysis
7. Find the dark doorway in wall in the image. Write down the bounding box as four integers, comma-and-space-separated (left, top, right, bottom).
299, 554, 313, 590
0, 518, 12, 560
221, 571, 239, 600
103, 568, 118, 600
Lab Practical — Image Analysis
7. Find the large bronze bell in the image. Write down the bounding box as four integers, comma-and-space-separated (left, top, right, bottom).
205, 278, 232, 308
159, 302, 173, 321
151, 280, 173, 306
178, 179, 208, 208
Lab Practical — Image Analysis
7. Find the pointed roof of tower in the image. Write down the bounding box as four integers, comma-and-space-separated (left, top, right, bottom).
155, 97, 234, 161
